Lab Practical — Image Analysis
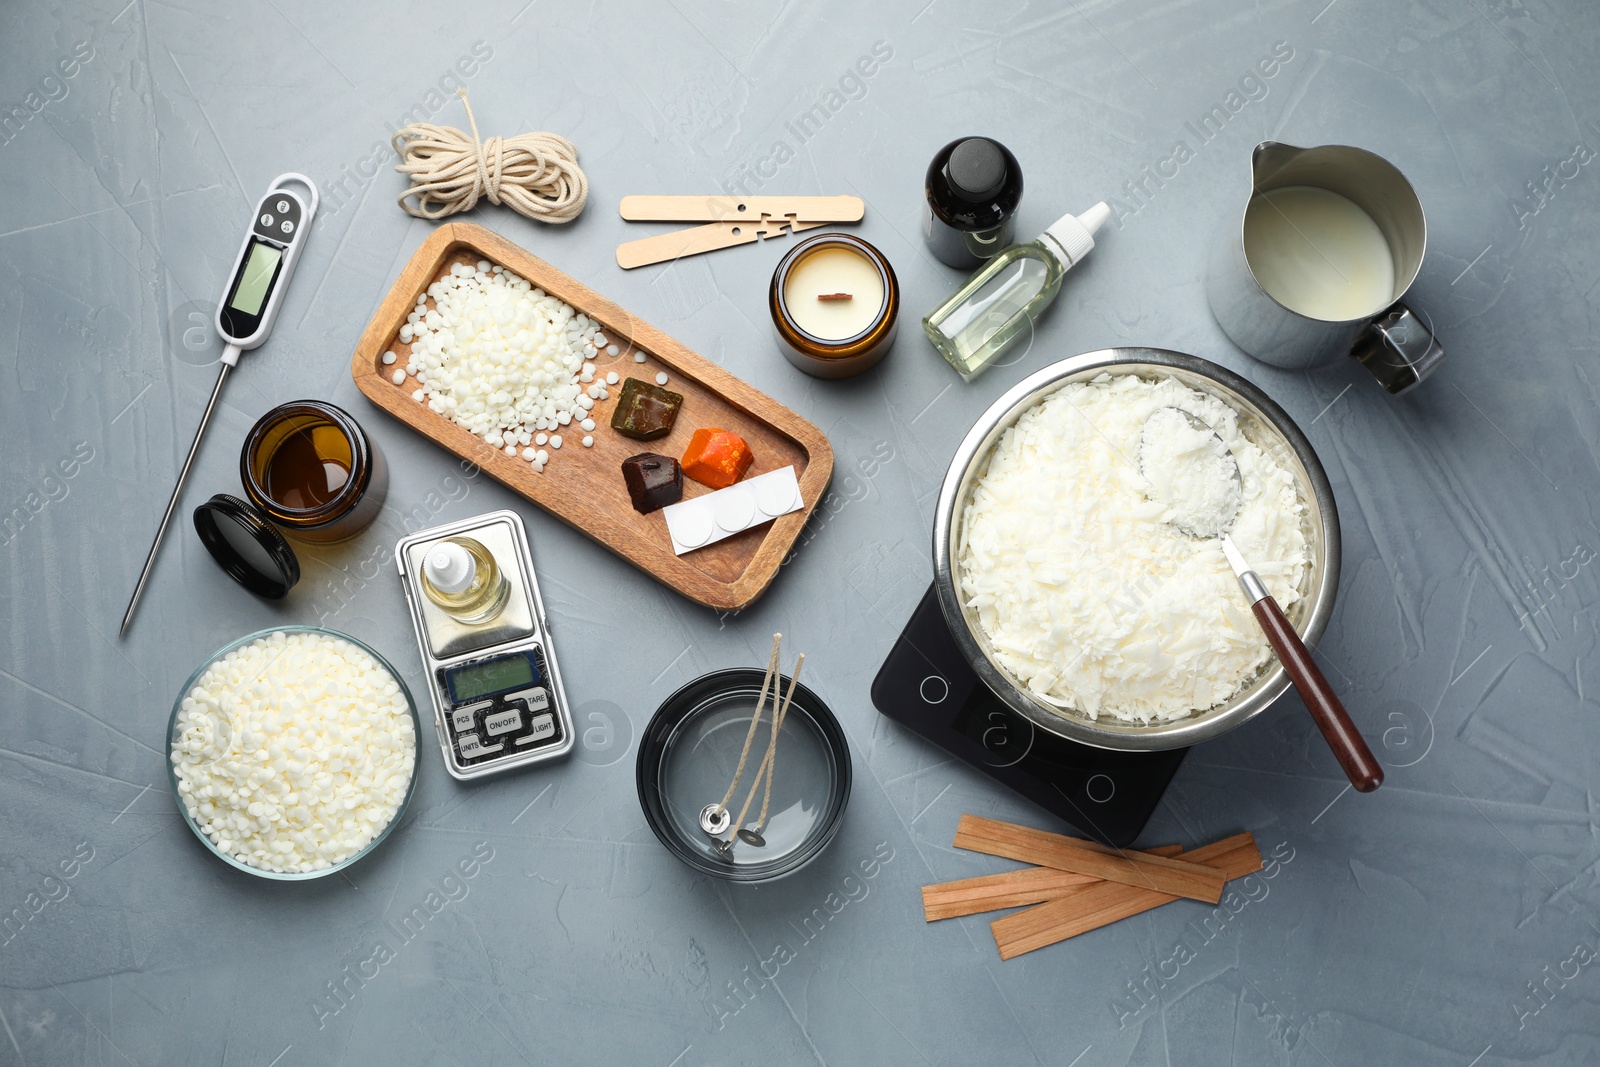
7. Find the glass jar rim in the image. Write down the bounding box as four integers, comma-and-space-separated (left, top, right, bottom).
240, 400, 372, 525
770, 233, 899, 357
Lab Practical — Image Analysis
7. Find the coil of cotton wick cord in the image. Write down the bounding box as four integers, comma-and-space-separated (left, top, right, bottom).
391, 88, 588, 224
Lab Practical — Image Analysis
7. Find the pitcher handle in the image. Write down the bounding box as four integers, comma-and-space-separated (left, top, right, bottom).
1351, 304, 1445, 394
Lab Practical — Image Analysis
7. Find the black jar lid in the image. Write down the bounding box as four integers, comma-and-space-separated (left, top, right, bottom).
193, 494, 301, 599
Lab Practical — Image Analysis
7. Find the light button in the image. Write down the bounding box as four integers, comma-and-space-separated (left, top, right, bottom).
516, 713, 556, 744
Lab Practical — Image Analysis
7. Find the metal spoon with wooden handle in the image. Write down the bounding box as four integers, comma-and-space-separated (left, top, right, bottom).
1140, 408, 1382, 792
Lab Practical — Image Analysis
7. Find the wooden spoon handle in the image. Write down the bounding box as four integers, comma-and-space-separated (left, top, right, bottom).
1250, 595, 1383, 793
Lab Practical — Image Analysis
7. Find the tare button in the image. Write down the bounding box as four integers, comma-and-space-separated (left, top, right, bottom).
508, 686, 549, 713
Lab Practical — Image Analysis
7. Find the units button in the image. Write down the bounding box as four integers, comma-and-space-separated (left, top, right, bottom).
457, 734, 503, 760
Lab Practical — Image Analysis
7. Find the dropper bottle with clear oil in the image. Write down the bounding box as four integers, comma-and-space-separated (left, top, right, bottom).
421, 537, 510, 624
923, 201, 1110, 381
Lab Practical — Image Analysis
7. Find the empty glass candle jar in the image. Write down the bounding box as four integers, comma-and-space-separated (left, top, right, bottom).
636, 668, 852, 882
770, 233, 899, 379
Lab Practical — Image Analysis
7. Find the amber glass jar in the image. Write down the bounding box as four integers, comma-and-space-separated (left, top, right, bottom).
240, 401, 387, 544
770, 233, 899, 379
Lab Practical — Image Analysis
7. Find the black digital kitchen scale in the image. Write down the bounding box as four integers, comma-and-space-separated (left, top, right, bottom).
871, 585, 1187, 848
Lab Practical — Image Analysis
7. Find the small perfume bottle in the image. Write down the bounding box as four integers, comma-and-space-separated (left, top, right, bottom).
923, 202, 1110, 381
923, 137, 1024, 270
421, 537, 510, 624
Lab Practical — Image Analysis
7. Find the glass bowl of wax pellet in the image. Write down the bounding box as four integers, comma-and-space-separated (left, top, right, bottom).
167, 626, 421, 880
636, 668, 852, 883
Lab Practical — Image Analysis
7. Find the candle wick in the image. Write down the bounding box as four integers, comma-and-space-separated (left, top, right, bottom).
816, 292, 853, 302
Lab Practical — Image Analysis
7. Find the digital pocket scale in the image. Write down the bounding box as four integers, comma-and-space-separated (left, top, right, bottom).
397, 510, 575, 780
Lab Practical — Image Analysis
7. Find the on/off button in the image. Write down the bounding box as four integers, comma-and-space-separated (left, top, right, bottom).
485, 708, 523, 737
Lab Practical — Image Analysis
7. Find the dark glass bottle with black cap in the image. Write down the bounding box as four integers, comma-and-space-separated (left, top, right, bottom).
923, 137, 1024, 270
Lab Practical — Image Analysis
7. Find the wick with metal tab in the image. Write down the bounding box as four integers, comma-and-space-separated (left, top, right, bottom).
700, 633, 807, 852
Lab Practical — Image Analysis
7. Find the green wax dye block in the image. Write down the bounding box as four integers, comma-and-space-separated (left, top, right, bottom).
610, 378, 684, 440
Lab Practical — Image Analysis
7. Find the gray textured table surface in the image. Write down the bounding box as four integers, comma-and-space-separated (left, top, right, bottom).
4, 1, 1599, 1064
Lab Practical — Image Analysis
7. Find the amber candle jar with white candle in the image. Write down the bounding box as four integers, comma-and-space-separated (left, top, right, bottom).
769, 233, 899, 379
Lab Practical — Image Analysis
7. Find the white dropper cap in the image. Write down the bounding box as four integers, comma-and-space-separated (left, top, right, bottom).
424, 541, 476, 594
1041, 201, 1111, 269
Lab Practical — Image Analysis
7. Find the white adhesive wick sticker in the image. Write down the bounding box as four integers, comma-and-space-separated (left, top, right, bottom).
755, 473, 801, 517
714, 487, 757, 531
672, 505, 716, 548
663, 466, 804, 556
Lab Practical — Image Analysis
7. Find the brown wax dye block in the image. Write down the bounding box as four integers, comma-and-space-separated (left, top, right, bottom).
621, 453, 683, 514
611, 378, 684, 440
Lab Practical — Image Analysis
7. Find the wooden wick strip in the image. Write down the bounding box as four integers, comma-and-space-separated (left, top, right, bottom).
816, 292, 853, 301
953, 815, 1227, 904
990, 833, 1262, 960
922, 845, 1183, 922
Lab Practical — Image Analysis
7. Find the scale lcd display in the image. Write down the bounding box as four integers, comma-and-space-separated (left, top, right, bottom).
449, 654, 535, 702
229, 241, 282, 315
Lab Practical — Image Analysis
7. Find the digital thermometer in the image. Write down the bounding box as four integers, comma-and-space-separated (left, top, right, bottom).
217, 175, 317, 348
120, 173, 318, 636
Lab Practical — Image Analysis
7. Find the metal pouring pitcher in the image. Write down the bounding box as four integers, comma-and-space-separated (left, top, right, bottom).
1206, 141, 1445, 394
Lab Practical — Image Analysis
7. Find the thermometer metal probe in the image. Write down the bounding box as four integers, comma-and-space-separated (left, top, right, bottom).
120, 173, 318, 637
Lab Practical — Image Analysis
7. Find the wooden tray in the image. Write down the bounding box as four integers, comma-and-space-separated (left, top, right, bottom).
351, 222, 833, 612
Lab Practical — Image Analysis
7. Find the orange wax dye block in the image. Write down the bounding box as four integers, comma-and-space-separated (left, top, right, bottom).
680, 428, 754, 489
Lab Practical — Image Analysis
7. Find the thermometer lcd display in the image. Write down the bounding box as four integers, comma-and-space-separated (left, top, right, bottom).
229, 241, 283, 315
449, 653, 536, 702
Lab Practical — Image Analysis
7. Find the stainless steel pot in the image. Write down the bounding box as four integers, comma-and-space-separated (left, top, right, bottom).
932, 348, 1341, 751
